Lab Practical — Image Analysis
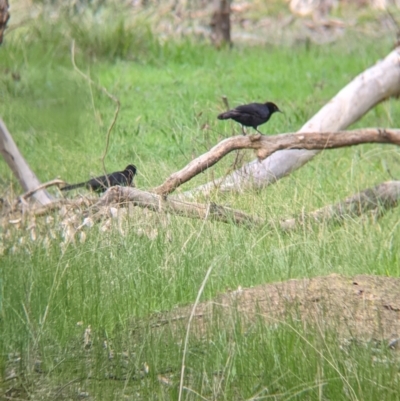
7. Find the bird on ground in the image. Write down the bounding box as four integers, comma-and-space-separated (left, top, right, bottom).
217, 101, 282, 135
61, 165, 137, 193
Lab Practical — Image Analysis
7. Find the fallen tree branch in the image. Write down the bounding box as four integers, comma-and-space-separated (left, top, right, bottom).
0, 197, 96, 228
184, 47, 400, 196
93, 180, 400, 230
5, 179, 67, 216
92, 187, 263, 227
154, 128, 400, 196
5, 181, 400, 233
279, 181, 400, 230
32, 197, 96, 218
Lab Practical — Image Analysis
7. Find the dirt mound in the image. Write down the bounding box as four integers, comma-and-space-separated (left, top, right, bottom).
161, 274, 400, 342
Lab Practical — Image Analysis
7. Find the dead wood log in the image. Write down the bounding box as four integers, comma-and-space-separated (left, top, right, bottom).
154, 128, 400, 197
279, 181, 400, 230
4, 179, 66, 216
87, 180, 400, 230
8, 180, 400, 233
92, 186, 262, 227
0, 119, 53, 205
89, 180, 400, 230
184, 48, 400, 197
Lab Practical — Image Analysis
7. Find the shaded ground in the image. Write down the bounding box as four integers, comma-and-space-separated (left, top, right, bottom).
158, 274, 400, 343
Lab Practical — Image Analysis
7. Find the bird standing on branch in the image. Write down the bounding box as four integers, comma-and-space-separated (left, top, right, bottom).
61, 165, 137, 193
217, 101, 282, 135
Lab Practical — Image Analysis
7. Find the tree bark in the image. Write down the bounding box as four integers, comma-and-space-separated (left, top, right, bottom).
0, 0, 9, 45
121, 181, 400, 230
210, 0, 231, 48
184, 47, 400, 197
92, 187, 262, 227
279, 181, 400, 230
154, 128, 400, 197
0, 119, 53, 205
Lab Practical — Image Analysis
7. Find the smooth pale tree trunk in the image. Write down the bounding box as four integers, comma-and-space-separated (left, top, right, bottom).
0, 119, 53, 205
184, 47, 400, 197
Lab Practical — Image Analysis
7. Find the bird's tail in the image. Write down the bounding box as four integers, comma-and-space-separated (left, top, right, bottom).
217, 111, 234, 120
61, 182, 86, 192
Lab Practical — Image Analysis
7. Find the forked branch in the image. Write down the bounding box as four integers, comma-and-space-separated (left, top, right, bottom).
153, 128, 400, 197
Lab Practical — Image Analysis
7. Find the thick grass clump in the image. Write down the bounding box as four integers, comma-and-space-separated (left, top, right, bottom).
1, 6, 400, 400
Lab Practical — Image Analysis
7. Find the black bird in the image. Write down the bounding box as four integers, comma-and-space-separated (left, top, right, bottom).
61, 165, 137, 193
217, 101, 282, 135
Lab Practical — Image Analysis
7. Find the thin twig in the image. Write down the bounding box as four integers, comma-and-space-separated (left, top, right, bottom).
19, 179, 66, 200
222, 95, 230, 111
52, 378, 81, 401
70, 40, 121, 180
386, 8, 400, 43
182, 386, 210, 401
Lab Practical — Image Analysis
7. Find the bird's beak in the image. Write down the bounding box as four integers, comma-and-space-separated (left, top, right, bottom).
278, 109, 284, 114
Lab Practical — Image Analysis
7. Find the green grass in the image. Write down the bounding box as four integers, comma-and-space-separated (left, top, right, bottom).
1, 6, 400, 400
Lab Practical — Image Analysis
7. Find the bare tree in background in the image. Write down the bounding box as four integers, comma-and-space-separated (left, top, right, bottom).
210, 0, 231, 48
0, 0, 9, 45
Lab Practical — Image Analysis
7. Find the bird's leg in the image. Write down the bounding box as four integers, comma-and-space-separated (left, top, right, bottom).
255, 128, 264, 135
241, 125, 247, 135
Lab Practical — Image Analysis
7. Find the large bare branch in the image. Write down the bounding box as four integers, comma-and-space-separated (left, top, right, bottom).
95, 181, 400, 230
78, 181, 400, 230
154, 128, 400, 196
0, 119, 53, 205
279, 181, 400, 230
92, 187, 262, 227
184, 47, 400, 197
7, 180, 400, 234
